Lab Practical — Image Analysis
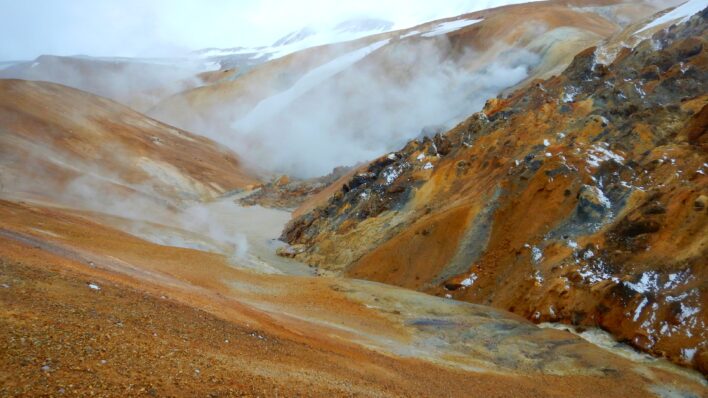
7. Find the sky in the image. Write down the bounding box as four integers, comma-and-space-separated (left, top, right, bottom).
0, 0, 539, 61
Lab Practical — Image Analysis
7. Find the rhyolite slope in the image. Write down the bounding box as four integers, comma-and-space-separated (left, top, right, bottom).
282, 7, 708, 373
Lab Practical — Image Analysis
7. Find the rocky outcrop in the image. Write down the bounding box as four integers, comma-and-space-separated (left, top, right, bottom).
282, 9, 708, 373
238, 166, 352, 210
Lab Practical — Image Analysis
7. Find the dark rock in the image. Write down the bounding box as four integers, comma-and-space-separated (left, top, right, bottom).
433, 133, 452, 156
674, 37, 703, 60
642, 202, 666, 215
617, 219, 661, 237
640, 65, 661, 80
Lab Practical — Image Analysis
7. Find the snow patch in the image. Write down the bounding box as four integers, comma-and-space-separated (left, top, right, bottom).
400, 30, 421, 39
421, 19, 483, 38
682, 347, 697, 362
637, 0, 707, 33
383, 165, 402, 184
678, 302, 700, 322
533, 270, 544, 284
586, 185, 612, 208
460, 274, 478, 287
234, 39, 391, 132
586, 145, 625, 168
563, 85, 580, 103
530, 246, 543, 263
624, 271, 660, 294
633, 297, 649, 322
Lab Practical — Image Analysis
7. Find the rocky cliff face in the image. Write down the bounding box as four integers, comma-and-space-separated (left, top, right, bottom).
282, 9, 708, 373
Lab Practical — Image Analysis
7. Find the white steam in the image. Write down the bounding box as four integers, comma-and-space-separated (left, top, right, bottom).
199, 37, 540, 178
0, 55, 208, 112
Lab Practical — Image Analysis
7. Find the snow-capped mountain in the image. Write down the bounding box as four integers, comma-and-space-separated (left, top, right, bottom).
151, 1, 670, 178
193, 17, 395, 69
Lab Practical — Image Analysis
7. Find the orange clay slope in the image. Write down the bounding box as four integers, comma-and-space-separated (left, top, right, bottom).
0, 198, 706, 397
282, 6, 708, 374
0, 79, 259, 210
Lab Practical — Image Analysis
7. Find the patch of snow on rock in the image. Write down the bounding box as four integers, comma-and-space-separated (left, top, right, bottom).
234, 39, 390, 132
637, 0, 707, 33
586, 145, 625, 168
633, 297, 649, 322
623, 271, 660, 294
421, 19, 483, 37
461, 274, 478, 287
383, 165, 401, 185
531, 246, 543, 263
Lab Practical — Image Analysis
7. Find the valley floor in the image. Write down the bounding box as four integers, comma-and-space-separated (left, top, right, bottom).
0, 199, 705, 397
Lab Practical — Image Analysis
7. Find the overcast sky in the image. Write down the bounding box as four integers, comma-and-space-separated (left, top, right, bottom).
1, 0, 539, 61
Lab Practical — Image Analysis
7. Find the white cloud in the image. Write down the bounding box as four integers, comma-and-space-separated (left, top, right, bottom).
0, 0, 539, 60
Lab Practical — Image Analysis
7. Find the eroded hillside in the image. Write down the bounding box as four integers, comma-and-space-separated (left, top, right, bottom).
282, 6, 708, 373
0, 79, 258, 210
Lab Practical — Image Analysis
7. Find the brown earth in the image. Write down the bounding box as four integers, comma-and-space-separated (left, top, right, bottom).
1, 198, 705, 396
282, 7, 708, 374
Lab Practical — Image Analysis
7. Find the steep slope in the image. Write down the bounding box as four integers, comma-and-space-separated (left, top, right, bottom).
0, 55, 215, 112
282, 6, 708, 373
0, 79, 258, 212
149, 0, 668, 178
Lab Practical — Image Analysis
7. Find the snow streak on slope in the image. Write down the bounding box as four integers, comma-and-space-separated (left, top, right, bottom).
233, 39, 391, 132
420, 19, 483, 37
196, 21, 394, 64
227, 39, 538, 177
637, 0, 707, 33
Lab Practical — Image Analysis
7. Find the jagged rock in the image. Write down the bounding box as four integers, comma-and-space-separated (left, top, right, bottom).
576, 185, 611, 224
433, 133, 452, 156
